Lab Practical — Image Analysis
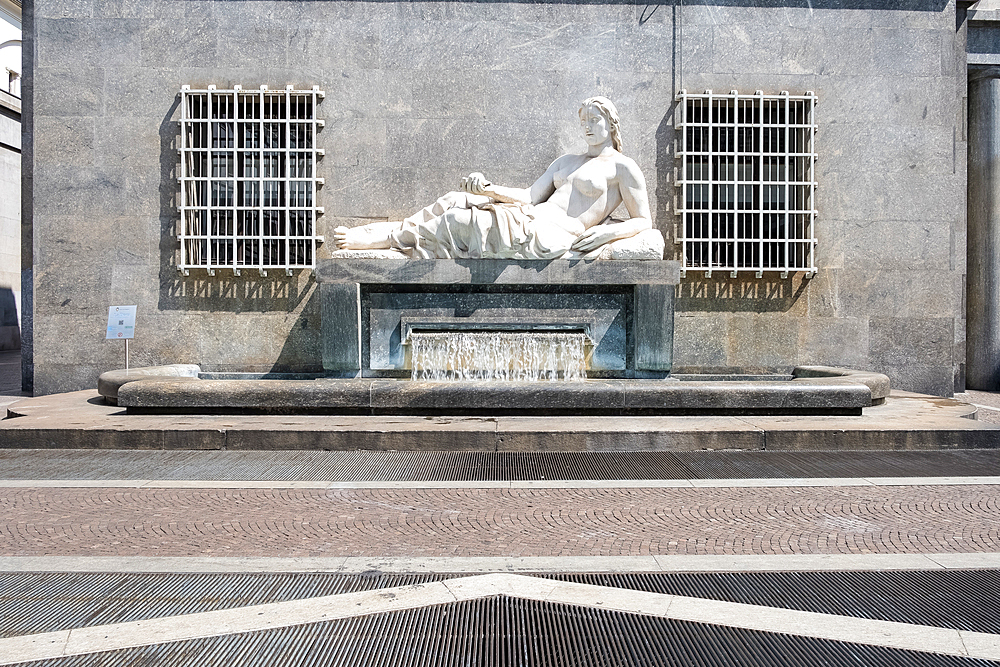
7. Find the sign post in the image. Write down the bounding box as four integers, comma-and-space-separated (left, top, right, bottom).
106, 306, 137, 370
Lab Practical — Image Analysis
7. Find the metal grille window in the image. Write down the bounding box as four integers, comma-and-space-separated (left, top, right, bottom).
178, 85, 325, 276
676, 90, 817, 278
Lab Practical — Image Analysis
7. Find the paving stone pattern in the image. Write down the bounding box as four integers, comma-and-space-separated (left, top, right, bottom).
957, 390, 1000, 425
2, 486, 998, 558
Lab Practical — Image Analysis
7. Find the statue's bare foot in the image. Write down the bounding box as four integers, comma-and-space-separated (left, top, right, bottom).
333, 223, 394, 250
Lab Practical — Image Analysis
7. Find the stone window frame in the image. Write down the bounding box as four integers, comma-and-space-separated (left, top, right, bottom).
675, 89, 817, 279
177, 84, 325, 276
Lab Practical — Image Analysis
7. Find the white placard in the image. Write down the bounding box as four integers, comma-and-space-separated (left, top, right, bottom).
106, 305, 137, 340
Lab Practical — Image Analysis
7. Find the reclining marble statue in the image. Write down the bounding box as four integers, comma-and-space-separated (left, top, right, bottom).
333, 97, 664, 260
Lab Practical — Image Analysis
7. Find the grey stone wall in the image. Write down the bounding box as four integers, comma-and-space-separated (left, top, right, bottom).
0, 91, 19, 351
28, 0, 966, 396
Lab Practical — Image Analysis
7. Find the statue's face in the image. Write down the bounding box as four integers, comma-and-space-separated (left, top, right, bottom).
580, 105, 610, 147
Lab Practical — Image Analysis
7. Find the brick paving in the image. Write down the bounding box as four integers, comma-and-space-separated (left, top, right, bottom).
956, 390, 1000, 425
2, 485, 998, 558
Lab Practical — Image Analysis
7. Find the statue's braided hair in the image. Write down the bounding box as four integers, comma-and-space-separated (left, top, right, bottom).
580, 96, 623, 153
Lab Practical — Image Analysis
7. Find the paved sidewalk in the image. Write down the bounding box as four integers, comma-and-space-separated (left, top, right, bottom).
957, 389, 1000, 425
2, 353, 1000, 663
2, 468, 1000, 665
2, 483, 998, 558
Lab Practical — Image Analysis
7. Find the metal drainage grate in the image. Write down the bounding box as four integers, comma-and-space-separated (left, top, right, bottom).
0, 572, 451, 639
675, 449, 1000, 479
324, 451, 697, 481
14, 596, 999, 667
0, 449, 998, 482
555, 570, 1000, 634
3, 570, 1000, 639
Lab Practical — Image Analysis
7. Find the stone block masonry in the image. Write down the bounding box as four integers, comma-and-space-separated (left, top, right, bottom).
25, 0, 967, 397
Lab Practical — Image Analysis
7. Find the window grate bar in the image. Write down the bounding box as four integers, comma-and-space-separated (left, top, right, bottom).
258, 86, 265, 274
285, 86, 291, 274
707, 89, 713, 278
179, 87, 188, 275
677, 89, 687, 277
783, 91, 789, 279
756, 90, 764, 277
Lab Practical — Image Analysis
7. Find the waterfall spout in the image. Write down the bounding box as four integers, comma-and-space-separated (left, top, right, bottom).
409, 332, 589, 381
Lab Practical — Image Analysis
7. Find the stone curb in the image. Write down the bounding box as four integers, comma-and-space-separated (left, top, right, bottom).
97, 365, 201, 404
792, 365, 891, 402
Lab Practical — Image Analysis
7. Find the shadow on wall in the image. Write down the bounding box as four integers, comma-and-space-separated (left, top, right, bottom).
0, 288, 19, 350
654, 102, 677, 243
676, 274, 808, 313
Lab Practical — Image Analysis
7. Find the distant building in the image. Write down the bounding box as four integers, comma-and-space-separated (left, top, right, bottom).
0, 0, 19, 352
18, 0, 1000, 397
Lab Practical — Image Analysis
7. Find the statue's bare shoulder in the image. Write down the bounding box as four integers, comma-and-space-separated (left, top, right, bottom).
614, 153, 645, 184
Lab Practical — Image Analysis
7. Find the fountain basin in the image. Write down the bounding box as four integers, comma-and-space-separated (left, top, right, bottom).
106, 366, 888, 417
100, 259, 889, 417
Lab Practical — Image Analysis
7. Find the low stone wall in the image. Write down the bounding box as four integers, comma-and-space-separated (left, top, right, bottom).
109, 365, 888, 417
98, 364, 201, 405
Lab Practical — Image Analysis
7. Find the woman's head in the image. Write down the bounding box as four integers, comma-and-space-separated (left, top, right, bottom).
580, 96, 622, 153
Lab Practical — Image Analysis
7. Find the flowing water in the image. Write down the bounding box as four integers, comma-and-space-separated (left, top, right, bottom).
409, 332, 588, 381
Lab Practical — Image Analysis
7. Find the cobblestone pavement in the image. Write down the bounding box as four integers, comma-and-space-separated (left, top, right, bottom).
957, 389, 1000, 424
2, 485, 998, 558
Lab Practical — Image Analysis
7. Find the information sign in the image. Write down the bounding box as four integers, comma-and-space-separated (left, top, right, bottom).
106, 305, 137, 340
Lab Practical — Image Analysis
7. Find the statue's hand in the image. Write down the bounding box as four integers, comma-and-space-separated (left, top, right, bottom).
461, 172, 492, 196
571, 226, 618, 252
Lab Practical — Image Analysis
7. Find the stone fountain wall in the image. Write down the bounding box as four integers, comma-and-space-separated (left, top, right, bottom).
24, 0, 967, 396
317, 259, 678, 379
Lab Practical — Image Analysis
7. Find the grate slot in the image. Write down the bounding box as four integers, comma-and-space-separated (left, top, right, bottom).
5, 571, 1000, 640
17, 597, 997, 667
0, 449, 998, 482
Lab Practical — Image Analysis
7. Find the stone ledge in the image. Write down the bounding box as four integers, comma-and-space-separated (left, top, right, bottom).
792, 366, 891, 403
5, 388, 996, 452
969, 7, 1000, 23
0, 90, 19, 115
316, 259, 681, 286
98, 365, 201, 405
116, 373, 880, 416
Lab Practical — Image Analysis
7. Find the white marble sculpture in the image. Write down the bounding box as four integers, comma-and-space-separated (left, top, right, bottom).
333, 97, 664, 260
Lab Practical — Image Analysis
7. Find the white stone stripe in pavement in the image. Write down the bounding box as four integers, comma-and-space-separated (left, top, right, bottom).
964, 402, 1000, 413
0, 573, 998, 665
1, 476, 999, 489
3, 552, 1000, 574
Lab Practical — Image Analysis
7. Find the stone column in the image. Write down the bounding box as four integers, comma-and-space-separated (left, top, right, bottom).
968, 67, 1000, 389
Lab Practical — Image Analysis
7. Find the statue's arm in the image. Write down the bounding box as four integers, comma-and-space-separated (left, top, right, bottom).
570, 159, 653, 252
526, 158, 561, 204
617, 158, 653, 232
461, 157, 561, 205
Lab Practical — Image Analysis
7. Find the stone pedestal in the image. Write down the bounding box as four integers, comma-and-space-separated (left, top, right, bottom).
316, 259, 681, 379
968, 68, 1000, 389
